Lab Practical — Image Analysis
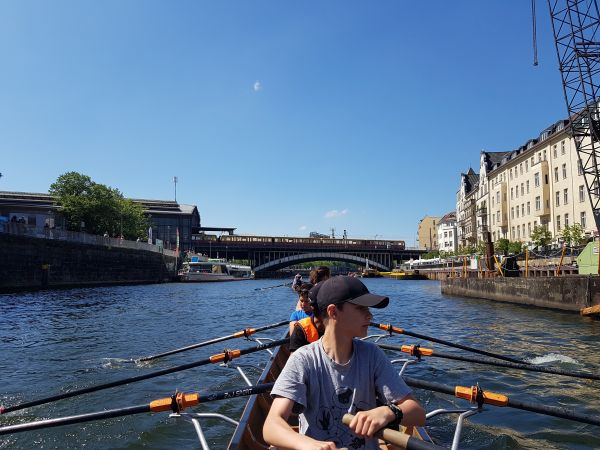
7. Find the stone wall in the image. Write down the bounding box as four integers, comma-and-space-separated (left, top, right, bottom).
0, 233, 178, 293
441, 276, 600, 312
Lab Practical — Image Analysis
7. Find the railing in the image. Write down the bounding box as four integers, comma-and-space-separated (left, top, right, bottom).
0, 222, 178, 257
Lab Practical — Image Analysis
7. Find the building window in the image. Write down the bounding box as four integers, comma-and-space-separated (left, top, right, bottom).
527, 202, 531, 215
561, 140, 565, 154
553, 144, 557, 158
520, 163, 523, 175
556, 215, 561, 231
517, 226, 521, 238
511, 188, 514, 199
556, 191, 560, 206
526, 180, 530, 193
581, 211, 587, 228
554, 167, 559, 182
516, 186, 519, 198
528, 222, 531, 236
525, 160, 529, 172
580, 185, 585, 202
511, 207, 514, 219
492, 214, 495, 225
510, 169, 513, 180
565, 213, 569, 227
536, 196, 541, 210
516, 207, 519, 218
521, 204, 525, 216
578, 159, 583, 175
535, 173, 540, 187
562, 163, 567, 179
496, 191, 500, 203
511, 227, 515, 238
564, 188, 568, 205
497, 211, 500, 222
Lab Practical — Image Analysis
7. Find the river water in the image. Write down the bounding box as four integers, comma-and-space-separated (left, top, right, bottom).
0, 279, 599, 450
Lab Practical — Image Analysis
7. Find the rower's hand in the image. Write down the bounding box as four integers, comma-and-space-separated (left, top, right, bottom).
348, 406, 394, 438
297, 438, 338, 450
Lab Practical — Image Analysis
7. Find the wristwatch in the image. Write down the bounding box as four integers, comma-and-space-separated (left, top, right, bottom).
387, 403, 403, 428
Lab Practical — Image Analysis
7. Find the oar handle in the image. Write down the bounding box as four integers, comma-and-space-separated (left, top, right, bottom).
341, 414, 445, 450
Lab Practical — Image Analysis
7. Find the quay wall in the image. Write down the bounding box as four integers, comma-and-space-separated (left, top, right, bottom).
441, 276, 600, 312
0, 233, 178, 293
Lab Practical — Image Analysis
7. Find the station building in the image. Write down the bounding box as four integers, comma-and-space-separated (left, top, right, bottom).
0, 191, 200, 251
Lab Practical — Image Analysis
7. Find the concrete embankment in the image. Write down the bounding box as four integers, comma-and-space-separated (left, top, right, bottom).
441, 276, 600, 312
0, 233, 178, 293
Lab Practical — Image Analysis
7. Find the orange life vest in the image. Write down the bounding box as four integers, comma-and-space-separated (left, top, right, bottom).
297, 316, 319, 343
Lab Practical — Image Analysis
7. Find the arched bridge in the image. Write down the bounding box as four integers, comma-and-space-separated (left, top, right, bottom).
253, 252, 388, 273
191, 234, 425, 274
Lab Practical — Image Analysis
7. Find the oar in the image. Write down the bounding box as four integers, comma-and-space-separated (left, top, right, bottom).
371, 322, 525, 365
403, 376, 600, 427
138, 319, 288, 362
341, 414, 445, 450
0, 383, 274, 435
0, 339, 288, 415
254, 282, 291, 291
379, 343, 600, 382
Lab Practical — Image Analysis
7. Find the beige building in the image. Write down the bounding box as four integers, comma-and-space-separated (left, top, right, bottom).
459, 118, 597, 247
417, 216, 441, 250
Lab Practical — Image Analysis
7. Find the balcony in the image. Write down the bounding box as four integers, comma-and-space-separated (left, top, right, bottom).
476, 207, 487, 217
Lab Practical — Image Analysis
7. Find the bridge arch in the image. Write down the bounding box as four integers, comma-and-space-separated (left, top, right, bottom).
252, 252, 389, 273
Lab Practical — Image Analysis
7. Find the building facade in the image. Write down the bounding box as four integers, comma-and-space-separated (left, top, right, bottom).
455, 117, 598, 248
456, 168, 479, 248
417, 216, 441, 250
437, 211, 458, 253
0, 191, 201, 251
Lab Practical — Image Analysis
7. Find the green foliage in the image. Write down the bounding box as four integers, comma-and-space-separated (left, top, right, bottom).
423, 249, 440, 259
508, 240, 524, 254
561, 223, 586, 247
49, 171, 150, 239
530, 224, 553, 248
495, 238, 510, 255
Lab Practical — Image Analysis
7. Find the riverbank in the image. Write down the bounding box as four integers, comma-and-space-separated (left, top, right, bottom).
441, 275, 600, 312
0, 233, 178, 293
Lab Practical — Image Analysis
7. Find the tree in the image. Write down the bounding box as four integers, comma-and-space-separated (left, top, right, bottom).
561, 223, 586, 247
508, 240, 524, 254
530, 225, 553, 248
49, 172, 150, 239
495, 238, 510, 255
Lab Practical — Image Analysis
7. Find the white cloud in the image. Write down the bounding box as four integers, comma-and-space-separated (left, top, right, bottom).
324, 209, 349, 219
299, 225, 307, 231
253, 81, 262, 92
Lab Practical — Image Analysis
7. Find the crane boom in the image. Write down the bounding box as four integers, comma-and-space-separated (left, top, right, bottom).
548, 0, 600, 233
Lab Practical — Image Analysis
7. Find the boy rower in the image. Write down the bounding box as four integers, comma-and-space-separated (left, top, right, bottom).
264, 276, 425, 450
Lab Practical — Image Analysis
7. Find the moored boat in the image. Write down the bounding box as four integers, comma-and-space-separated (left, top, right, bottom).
179, 255, 254, 282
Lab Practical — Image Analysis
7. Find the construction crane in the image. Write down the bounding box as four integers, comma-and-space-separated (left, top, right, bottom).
546, 0, 600, 233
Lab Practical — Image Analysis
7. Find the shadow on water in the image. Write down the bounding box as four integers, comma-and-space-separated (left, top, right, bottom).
0, 279, 598, 449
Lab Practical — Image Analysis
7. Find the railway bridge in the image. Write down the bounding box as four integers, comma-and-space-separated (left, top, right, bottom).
190, 234, 425, 275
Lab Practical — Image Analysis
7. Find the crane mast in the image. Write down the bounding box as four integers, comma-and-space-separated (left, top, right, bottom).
548, 0, 600, 233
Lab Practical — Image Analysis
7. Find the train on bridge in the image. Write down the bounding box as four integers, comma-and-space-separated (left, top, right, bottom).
193, 233, 405, 250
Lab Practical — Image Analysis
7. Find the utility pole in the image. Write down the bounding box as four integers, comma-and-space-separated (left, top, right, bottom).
173, 176, 178, 202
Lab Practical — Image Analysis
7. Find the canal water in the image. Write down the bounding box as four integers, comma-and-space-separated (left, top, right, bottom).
0, 279, 599, 449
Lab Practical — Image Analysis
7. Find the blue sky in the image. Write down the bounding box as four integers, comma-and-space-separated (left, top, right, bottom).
0, 1, 567, 246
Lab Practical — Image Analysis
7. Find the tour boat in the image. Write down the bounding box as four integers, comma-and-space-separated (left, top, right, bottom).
178, 255, 253, 282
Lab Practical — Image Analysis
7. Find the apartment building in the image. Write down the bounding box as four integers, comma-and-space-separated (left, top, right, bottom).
460, 118, 597, 246
456, 168, 479, 248
437, 211, 458, 253
417, 215, 441, 250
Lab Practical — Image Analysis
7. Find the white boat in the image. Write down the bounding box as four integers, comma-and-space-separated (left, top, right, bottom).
179, 255, 254, 282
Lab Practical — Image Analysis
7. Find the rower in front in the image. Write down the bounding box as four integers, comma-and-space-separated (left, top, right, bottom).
264, 276, 426, 450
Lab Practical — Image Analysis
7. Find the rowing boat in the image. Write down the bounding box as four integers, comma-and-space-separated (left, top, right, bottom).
226, 334, 434, 449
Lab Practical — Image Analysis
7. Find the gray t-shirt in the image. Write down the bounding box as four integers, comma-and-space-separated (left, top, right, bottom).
271, 338, 412, 450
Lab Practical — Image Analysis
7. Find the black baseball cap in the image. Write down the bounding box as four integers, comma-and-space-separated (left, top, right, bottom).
313, 276, 389, 313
